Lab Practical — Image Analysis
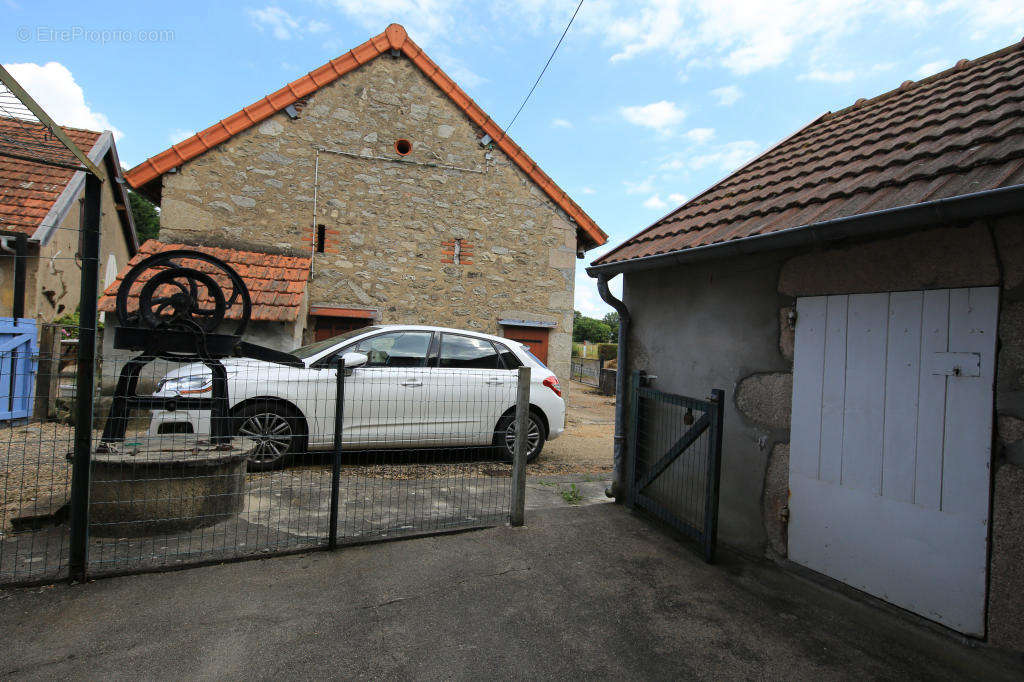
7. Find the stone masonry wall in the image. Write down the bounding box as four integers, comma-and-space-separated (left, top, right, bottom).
157, 54, 579, 382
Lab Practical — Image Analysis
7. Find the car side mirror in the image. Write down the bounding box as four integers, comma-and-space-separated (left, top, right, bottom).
340, 352, 368, 369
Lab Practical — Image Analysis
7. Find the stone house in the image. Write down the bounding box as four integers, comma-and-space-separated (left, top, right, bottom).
0, 118, 138, 321
589, 41, 1024, 650
123, 23, 607, 382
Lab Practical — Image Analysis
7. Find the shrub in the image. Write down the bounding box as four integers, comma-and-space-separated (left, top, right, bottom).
597, 343, 618, 362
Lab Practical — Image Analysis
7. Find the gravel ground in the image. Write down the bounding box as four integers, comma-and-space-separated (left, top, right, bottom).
0, 381, 613, 533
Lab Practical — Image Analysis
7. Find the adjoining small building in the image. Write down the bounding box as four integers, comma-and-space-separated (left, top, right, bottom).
0, 118, 138, 321
121, 23, 606, 383
590, 40, 1024, 649
97, 239, 312, 393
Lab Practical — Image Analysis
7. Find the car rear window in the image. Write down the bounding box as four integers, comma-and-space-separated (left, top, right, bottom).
520, 346, 549, 369
494, 341, 523, 369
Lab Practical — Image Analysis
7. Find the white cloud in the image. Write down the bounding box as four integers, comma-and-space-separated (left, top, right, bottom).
624, 176, 656, 195
248, 6, 332, 40
2, 62, 122, 140
915, 59, 953, 78
581, 186, 596, 194
685, 127, 716, 144
551, 118, 573, 129
307, 19, 331, 34
168, 128, 196, 145
689, 140, 761, 172
508, 0, 1024, 75
443, 59, 486, 89
668, 193, 688, 203
799, 68, 857, 83
620, 101, 686, 134
574, 262, 618, 317
643, 194, 668, 210
248, 6, 300, 39
710, 85, 742, 106
325, 0, 457, 46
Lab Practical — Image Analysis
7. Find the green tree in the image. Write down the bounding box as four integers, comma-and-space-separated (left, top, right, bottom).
573, 314, 612, 343
602, 311, 620, 339
128, 190, 160, 243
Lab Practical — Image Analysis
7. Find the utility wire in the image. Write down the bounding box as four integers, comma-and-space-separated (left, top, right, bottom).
501, 0, 585, 139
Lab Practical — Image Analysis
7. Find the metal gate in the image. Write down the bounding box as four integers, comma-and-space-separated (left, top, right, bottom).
0, 318, 37, 421
627, 371, 724, 562
570, 356, 602, 387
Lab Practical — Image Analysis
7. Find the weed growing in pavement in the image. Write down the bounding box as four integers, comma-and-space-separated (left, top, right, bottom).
561, 483, 584, 505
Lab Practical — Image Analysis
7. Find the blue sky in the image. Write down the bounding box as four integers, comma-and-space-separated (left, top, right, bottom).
5, 0, 1024, 316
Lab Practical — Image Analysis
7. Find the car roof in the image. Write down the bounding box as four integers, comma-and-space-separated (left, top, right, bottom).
357, 324, 521, 345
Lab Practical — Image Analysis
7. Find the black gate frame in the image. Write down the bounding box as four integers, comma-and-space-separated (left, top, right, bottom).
626, 371, 725, 562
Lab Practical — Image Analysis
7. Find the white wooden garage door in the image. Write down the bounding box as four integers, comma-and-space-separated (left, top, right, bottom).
789, 287, 998, 635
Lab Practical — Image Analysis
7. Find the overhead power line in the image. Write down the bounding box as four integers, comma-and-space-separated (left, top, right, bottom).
501, 0, 585, 138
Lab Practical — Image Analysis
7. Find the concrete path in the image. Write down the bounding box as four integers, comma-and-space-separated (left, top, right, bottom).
2, 503, 1020, 680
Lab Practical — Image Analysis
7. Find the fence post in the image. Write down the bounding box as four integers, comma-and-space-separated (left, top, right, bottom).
68, 172, 102, 581
510, 365, 531, 527
702, 389, 725, 563
329, 357, 345, 549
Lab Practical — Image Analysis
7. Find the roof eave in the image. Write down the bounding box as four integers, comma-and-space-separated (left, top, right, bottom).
587, 183, 1024, 277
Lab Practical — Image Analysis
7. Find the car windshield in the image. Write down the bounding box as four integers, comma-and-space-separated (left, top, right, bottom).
290, 326, 382, 359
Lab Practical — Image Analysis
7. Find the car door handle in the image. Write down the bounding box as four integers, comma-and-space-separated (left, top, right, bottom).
400, 380, 423, 387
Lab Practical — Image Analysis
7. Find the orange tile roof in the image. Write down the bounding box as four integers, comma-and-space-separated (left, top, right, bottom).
123, 24, 606, 248
0, 118, 100, 236
98, 240, 312, 323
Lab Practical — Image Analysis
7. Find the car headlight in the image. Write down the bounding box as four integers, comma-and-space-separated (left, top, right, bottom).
158, 375, 213, 395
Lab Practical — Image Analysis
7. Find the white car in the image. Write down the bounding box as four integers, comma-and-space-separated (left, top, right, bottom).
148, 325, 565, 470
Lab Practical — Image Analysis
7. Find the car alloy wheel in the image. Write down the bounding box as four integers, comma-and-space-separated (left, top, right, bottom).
238, 411, 295, 466
504, 415, 542, 460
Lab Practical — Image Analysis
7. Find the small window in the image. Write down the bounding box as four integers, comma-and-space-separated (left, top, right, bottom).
351, 331, 432, 368
438, 334, 501, 370
494, 342, 523, 369
316, 224, 326, 253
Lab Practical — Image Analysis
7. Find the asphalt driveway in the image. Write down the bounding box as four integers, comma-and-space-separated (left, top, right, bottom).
2, 503, 1021, 680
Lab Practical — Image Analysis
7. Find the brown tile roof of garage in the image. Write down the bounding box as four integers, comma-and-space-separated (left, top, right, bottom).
123, 23, 607, 249
594, 39, 1024, 267
98, 240, 311, 322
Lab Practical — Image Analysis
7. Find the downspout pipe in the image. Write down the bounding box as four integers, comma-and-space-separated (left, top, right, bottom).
596, 273, 629, 501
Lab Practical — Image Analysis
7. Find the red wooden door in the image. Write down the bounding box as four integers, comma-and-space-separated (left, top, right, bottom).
313, 316, 371, 341
502, 326, 550, 364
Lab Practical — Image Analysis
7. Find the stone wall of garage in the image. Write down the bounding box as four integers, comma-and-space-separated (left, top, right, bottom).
623, 215, 1024, 650
156, 54, 579, 383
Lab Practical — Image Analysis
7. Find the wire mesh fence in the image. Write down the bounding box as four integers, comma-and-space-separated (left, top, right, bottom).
627, 372, 724, 562
570, 356, 602, 387
1, 334, 531, 584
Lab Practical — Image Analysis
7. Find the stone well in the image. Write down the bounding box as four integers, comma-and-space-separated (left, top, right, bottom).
89, 436, 250, 537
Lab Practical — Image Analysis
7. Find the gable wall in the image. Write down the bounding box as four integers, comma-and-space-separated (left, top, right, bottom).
158, 55, 579, 381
